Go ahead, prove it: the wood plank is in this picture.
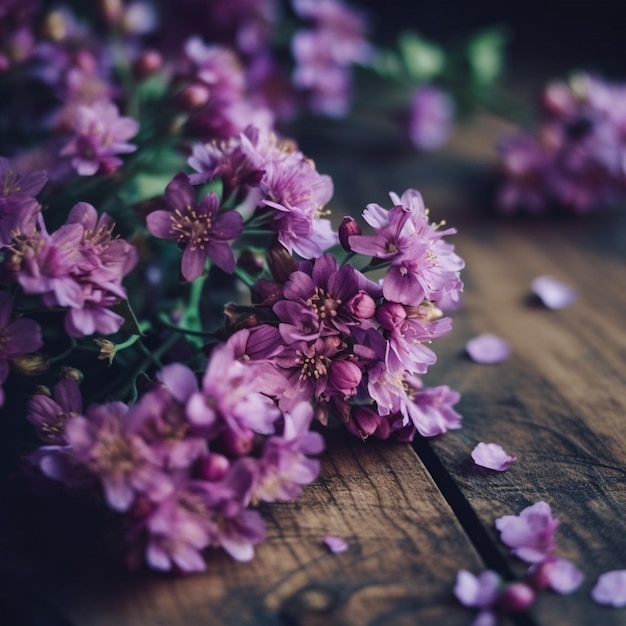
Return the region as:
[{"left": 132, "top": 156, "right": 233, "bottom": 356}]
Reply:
[
  {"left": 423, "top": 212, "right": 626, "bottom": 625},
  {"left": 1, "top": 432, "right": 485, "bottom": 626}
]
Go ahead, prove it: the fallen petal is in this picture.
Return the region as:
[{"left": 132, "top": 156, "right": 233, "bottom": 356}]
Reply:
[
  {"left": 323, "top": 535, "right": 348, "bottom": 554},
  {"left": 545, "top": 558, "right": 585, "bottom": 594},
  {"left": 466, "top": 334, "right": 510, "bottom": 364},
  {"left": 471, "top": 442, "right": 517, "bottom": 471},
  {"left": 591, "top": 570, "right": 626, "bottom": 607},
  {"left": 531, "top": 276, "right": 577, "bottom": 310}
]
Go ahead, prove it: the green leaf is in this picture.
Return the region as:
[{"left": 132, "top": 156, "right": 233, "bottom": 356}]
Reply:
[
  {"left": 466, "top": 27, "right": 509, "bottom": 85},
  {"left": 398, "top": 31, "right": 445, "bottom": 82}
]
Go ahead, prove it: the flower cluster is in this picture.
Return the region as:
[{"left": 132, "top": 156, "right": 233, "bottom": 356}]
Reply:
[
  {"left": 0, "top": 0, "right": 473, "bottom": 576},
  {"left": 496, "top": 72, "right": 626, "bottom": 214},
  {"left": 455, "top": 502, "right": 584, "bottom": 625}
]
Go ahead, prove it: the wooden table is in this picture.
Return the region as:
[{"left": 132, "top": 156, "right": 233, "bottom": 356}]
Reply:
[{"left": 1, "top": 113, "right": 625, "bottom": 626}]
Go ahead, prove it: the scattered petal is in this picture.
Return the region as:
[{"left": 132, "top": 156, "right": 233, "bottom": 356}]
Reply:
[
  {"left": 471, "top": 442, "right": 517, "bottom": 471},
  {"left": 591, "top": 570, "right": 626, "bottom": 607},
  {"left": 545, "top": 558, "right": 585, "bottom": 594},
  {"left": 323, "top": 535, "right": 349, "bottom": 554},
  {"left": 454, "top": 569, "right": 501, "bottom": 608},
  {"left": 465, "top": 333, "right": 510, "bottom": 364},
  {"left": 531, "top": 275, "right": 577, "bottom": 310}
]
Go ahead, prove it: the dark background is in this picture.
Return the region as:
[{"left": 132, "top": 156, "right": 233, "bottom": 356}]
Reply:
[{"left": 359, "top": 1, "right": 625, "bottom": 81}]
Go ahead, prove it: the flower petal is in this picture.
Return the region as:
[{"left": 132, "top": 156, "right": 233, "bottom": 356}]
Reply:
[
  {"left": 323, "top": 535, "right": 348, "bottom": 554},
  {"left": 471, "top": 442, "right": 517, "bottom": 471},
  {"left": 591, "top": 570, "right": 626, "bottom": 607},
  {"left": 531, "top": 275, "right": 577, "bottom": 310},
  {"left": 466, "top": 333, "right": 510, "bottom": 364}
]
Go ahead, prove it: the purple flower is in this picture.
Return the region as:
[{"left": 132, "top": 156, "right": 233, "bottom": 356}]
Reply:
[
  {"left": 64, "top": 401, "right": 173, "bottom": 512},
  {"left": 0, "top": 290, "right": 43, "bottom": 406},
  {"left": 186, "top": 341, "right": 281, "bottom": 437},
  {"left": 26, "top": 377, "right": 82, "bottom": 444},
  {"left": 531, "top": 275, "right": 577, "bottom": 310},
  {"left": 465, "top": 333, "right": 510, "bottom": 364},
  {"left": 0, "top": 156, "right": 47, "bottom": 246},
  {"left": 60, "top": 101, "right": 139, "bottom": 176},
  {"left": 496, "top": 72, "right": 626, "bottom": 214},
  {"left": 495, "top": 501, "right": 560, "bottom": 564},
  {"left": 291, "top": 0, "right": 373, "bottom": 117},
  {"left": 407, "top": 85, "right": 455, "bottom": 151},
  {"left": 471, "top": 442, "right": 517, "bottom": 471},
  {"left": 591, "top": 570, "right": 626, "bottom": 607},
  {"left": 376, "top": 300, "right": 450, "bottom": 373},
  {"left": 454, "top": 569, "right": 501, "bottom": 609},
  {"left": 146, "top": 172, "right": 243, "bottom": 281},
  {"left": 254, "top": 402, "right": 324, "bottom": 502},
  {"left": 348, "top": 189, "right": 464, "bottom": 307},
  {"left": 528, "top": 557, "right": 584, "bottom": 595}
]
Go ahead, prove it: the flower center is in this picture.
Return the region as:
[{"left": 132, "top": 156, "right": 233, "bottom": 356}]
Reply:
[
  {"left": 170, "top": 207, "right": 213, "bottom": 251},
  {"left": 308, "top": 286, "right": 341, "bottom": 320}
]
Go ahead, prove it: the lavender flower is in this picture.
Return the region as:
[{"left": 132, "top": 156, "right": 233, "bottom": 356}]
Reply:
[
  {"left": 407, "top": 85, "right": 455, "bottom": 151},
  {"left": 348, "top": 189, "right": 464, "bottom": 307},
  {"left": 26, "top": 377, "right": 83, "bottom": 444},
  {"left": 0, "top": 290, "right": 44, "bottom": 406},
  {"left": 146, "top": 172, "right": 243, "bottom": 281},
  {"left": 60, "top": 100, "right": 139, "bottom": 176},
  {"left": 495, "top": 501, "right": 560, "bottom": 564},
  {"left": 291, "top": 0, "right": 373, "bottom": 117},
  {"left": 0, "top": 156, "right": 47, "bottom": 246},
  {"left": 64, "top": 401, "right": 173, "bottom": 511},
  {"left": 186, "top": 341, "right": 281, "bottom": 438},
  {"left": 254, "top": 402, "right": 324, "bottom": 502}
]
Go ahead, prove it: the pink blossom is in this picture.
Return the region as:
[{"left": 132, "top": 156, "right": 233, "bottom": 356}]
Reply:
[
  {"left": 495, "top": 501, "right": 560, "bottom": 563},
  {"left": 60, "top": 101, "right": 138, "bottom": 176},
  {"left": 146, "top": 172, "right": 243, "bottom": 281},
  {"left": 454, "top": 569, "right": 501, "bottom": 609},
  {"left": 591, "top": 570, "right": 626, "bottom": 607},
  {"left": 323, "top": 535, "right": 348, "bottom": 554},
  {"left": 471, "top": 442, "right": 517, "bottom": 471},
  {"left": 531, "top": 275, "right": 577, "bottom": 310},
  {"left": 0, "top": 290, "right": 44, "bottom": 406},
  {"left": 407, "top": 85, "right": 455, "bottom": 151},
  {"left": 528, "top": 557, "right": 584, "bottom": 594},
  {"left": 465, "top": 333, "right": 510, "bottom": 364},
  {"left": 64, "top": 401, "right": 173, "bottom": 511}
]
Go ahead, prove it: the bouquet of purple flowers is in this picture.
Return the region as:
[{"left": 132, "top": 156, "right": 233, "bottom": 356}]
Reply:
[{"left": 0, "top": 0, "right": 469, "bottom": 573}]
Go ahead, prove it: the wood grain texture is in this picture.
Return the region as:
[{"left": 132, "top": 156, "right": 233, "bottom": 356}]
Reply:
[
  {"left": 424, "top": 212, "right": 626, "bottom": 625},
  {"left": 5, "top": 433, "right": 484, "bottom": 626}
]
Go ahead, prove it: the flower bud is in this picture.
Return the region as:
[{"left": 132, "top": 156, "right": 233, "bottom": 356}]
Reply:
[
  {"left": 237, "top": 249, "right": 265, "bottom": 277},
  {"left": 345, "top": 406, "right": 382, "bottom": 440},
  {"left": 376, "top": 301, "right": 406, "bottom": 330},
  {"left": 132, "top": 49, "right": 163, "bottom": 79},
  {"left": 11, "top": 353, "right": 49, "bottom": 376},
  {"left": 346, "top": 290, "right": 376, "bottom": 319},
  {"left": 338, "top": 216, "right": 361, "bottom": 252},
  {"left": 267, "top": 239, "right": 297, "bottom": 283},
  {"left": 500, "top": 582, "right": 536, "bottom": 612},
  {"left": 221, "top": 427, "right": 255, "bottom": 456},
  {"left": 60, "top": 366, "right": 84, "bottom": 384},
  {"left": 329, "top": 360, "right": 361, "bottom": 398},
  {"left": 198, "top": 453, "right": 230, "bottom": 482},
  {"left": 178, "top": 83, "right": 210, "bottom": 111},
  {"left": 33, "top": 385, "right": 52, "bottom": 398}
]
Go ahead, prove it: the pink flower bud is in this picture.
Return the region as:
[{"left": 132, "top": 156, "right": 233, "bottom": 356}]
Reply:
[
  {"left": 338, "top": 216, "right": 361, "bottom": 252},
  {"left": 501, "top": 582, "right": 536, "bottom": 612},
  {"left": 347, "top": 290, "right": 376, "bottom": 319},
  {"left": 178, "top": 83, "right": 210, "bottom": 111},
  {"left": 376, "top": 301, "right": 406, "bottom": 330},
  {"left": 221, "top": 427, "right": 255, "bottom": 456},
  {"left": 132, "top": 50, "right": 163, "bottom": 79},
  {"left": 198, "top": 453, "right": 231, "bottom": 481},
  {"left": 329, "top": 360, "right": 361, "bottom": 398}
]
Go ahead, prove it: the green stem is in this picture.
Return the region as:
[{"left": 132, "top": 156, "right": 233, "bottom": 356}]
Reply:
[{"left": 156, "top": 314, "right": 217, "bottom": 338}]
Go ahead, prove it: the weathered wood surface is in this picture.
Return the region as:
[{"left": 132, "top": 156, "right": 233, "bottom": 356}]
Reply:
[{"left": 2, "top": 113, "right": 626, "bottom": 626}]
